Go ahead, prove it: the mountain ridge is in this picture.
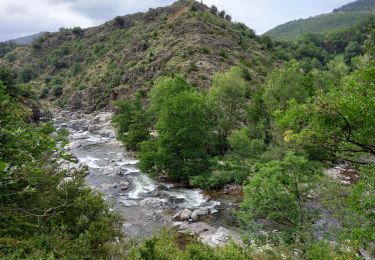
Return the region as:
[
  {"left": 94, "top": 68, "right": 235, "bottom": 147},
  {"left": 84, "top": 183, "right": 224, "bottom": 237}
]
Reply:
[
  {"left": 264, "top": 0, "right": 375, "bottom": 41},
  {"left": 1, "top": 0, "right": 277, "bottom": 111}
]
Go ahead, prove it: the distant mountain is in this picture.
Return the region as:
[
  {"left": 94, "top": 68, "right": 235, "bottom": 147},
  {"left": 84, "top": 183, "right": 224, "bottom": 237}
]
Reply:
[
  {"left": 264, "top": 0, "right": 375, "bottom": 41},
  {"left": 11, "top": 32, "right": 47, "bottom": 45}
]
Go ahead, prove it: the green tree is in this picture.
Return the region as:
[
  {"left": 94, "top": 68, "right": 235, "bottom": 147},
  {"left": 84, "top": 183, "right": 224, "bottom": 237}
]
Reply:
[
  {"left": 277, "top": 65, "right": 375, "bottom": 163},
  {"left": 140, "top": 76, "right": 209, "bottom": 181},
  {"left": 0, "top": 75, "right": 120, "bottom": 258},
  {"left": 113, "top": 92, "right": 150, "bottom": 150},
  {"left": 262, "top": 60, "right": 312, "bottom": 113},
  {"left": 239, "top": 153, "right": 321, "bottom": 244},
  {"left": 206, "top": 67, "right": 248, "bottom": 155}
]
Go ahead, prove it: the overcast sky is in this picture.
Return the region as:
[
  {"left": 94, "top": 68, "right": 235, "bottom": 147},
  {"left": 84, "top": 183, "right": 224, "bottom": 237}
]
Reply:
[{"left": 0, "top": 0, "right": 354, "bottom": 41}]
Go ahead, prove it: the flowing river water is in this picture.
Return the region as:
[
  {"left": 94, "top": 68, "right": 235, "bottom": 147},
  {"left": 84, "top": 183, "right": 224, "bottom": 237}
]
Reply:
[{"left": 54, "top": 110, "right": 242, "bottom": 245}]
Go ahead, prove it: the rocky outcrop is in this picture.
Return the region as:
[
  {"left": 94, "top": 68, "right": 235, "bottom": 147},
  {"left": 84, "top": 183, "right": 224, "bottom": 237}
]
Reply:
[
  {"left": 140, "top": 198, "right": 167, "bottom": 209},
  {"left": 174, "top": 222, "right": 242, "bottom": 247}
]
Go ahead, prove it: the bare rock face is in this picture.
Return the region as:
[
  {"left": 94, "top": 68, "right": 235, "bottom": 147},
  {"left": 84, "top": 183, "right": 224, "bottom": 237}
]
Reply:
[
  {"left": 200, "top": 227, "right": 242, "bottom": 247},
  {"left": 174, "top": 222, "right": 242, "bottom": 247}
]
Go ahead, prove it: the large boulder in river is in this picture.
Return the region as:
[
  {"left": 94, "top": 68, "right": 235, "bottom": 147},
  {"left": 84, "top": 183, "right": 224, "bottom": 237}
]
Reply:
[
  {"left": 193, "top": 208, "right": 209, "bottom": 217},
  {"left": 191, "top": 212, "right": 199, "bottom": 222},
  {"left": 180, "top": 209, "right": 192, "bottom": 221},
  {"left": 201, "top": 227, "right": 241, "bottom": 247},
  {"left": 139, "top": 198, "right": 166, "bottom": 208}
]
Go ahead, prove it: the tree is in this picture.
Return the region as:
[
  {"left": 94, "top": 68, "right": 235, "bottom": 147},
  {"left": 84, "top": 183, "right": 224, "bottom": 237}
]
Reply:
[
  {"left": 225, "top": 14, "right": 232, "bottom": 22},
  {"left": 140, "top": 76, "right": 209, "bottom": 181},
  {"left": 278, "top": 65, "right": 375, "bottom": 163},
  {"left": 229, "top": 127, "right": 265, "bottom": 158},
  {"left": 72, "top": 26, "right": 84, "bottom": 36},
  {"left": 262, "top": 60, "right": 312, "bottom": 113},
  {"left": 210, "top": 5, "right": 218, "bottom": 15},
  {"left": 238, "top": 153, "right": 321, "bottom": 244},
  {"left": 0, "top": 73, "right": 120, "bottom": 258},
  {"left": 112, "top": 92, "right": 150, "bottom": 150},
  {"left": 206, "top": 67, "right": 248, "bottom": 155},
  {"left": 219, "top": 10, "right": 226, "bottom": 18}
]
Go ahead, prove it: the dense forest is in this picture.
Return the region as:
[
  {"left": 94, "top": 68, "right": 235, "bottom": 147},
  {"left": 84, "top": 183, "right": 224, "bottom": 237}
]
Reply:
[
  {"left": 0, "top": 0, "right": 374, "bottom": 259},
  {"left": 265, "top": 0, "right": 375, "bottom": 41}
]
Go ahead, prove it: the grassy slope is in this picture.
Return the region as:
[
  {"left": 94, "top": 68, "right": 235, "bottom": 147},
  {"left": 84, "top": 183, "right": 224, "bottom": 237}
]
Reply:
[
  {"left": 1, "top": 0, "right": 277, "bottom": 111},
  {"left": 264, "top": 0, "right": 375, "bottom": 41}
]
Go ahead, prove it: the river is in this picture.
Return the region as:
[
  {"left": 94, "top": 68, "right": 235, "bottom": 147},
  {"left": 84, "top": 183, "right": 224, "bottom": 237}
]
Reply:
[{"left": 54, "top": 110, "right": 242, "bottom": 246}]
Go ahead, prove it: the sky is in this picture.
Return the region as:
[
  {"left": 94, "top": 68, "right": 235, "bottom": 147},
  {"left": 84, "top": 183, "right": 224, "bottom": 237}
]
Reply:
[{"left": 0, "top": 0, "right": 354, "bottom": 41}]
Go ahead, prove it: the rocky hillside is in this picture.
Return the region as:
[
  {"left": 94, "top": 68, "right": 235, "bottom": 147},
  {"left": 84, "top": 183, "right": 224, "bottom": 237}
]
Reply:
[
  {"left": 1, "top": 0, "right": 277, "bottom": 111},
  {"left": 265, "top": 0, "right": 375, "bottom": 41}
]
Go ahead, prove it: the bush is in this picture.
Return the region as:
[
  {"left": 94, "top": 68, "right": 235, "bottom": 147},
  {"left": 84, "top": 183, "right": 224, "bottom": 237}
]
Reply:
[
  {"left": 114, "top": 16, "right": 125, "bottom": 27},
  {"left": 72, "top": 26, "right": 84, "bottom": 36},
  {"left": 239, "top": 153, "right": 322, "bottom": 245},
  {"left": 210, "top": 5, "right": 218, "bottom": 15},
  {"left": 52, "top": 84, "right": 63, "bottom": 97}
]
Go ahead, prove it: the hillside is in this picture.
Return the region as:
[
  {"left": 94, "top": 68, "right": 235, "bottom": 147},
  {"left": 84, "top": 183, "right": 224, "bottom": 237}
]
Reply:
[
  {"left": 264, "top": 0, "right": 375, "bottom": 41},
  {"left": 0, "top": 0, "right": 277, "bottom": 111},
  {"left": 10, "top": 32, "right": 47, "bottom": 45}
]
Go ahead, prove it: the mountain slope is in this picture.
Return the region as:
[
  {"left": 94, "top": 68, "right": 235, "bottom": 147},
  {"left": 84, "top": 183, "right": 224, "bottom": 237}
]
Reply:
[
  {"left": 264, "top": 0, "right": 375, "bottom": 41},
  {"left": 0, "top": 0, "right": 277, "bottom": 111},
  {"left": 10, "top": 32, "right": 47, "bottom": 45}
]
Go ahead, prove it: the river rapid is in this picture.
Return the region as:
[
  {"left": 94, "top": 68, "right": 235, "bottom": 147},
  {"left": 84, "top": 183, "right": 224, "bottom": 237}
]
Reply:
[{"left": 54, "top": 110, "right": 242, "bottom": 246}]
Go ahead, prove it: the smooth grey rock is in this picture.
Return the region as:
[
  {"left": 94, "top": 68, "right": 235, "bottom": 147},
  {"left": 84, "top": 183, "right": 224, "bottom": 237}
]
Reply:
[
  {"left": 193, "top": 208, "right": 209, "bottom": 217},
  {"left": 191, "top": 212, "right": 199, "bottom": 222},
  {"left": 180, "top": 209, "right": 192, "bottom": 221},
  {"left": 119, "top": 181, "right": 130, "bottom": 191}
]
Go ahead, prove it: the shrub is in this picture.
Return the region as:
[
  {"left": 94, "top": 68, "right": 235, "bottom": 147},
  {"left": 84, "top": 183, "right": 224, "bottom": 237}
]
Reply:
[
  {"left": 72, "top": 26, "right": 84, "bottom": 36},
  {"left": 210, "top": 5, "right": 218, "bottom": 15}
]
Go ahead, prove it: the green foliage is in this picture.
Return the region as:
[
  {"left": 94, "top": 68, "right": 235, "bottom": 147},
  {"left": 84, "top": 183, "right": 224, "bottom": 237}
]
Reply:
[
  {"left": 210, "top": 5, "right": 218, "bottom": 15},
  {"left": 72, "top": 26, "right": 84, "bottom": 36},
  {"left": 140, "top": 76, "right": 209, "bottom": 181},
  {"left": 277, "top": 64, "right": 375, "bottom": 162},
  {"left": 229, "top": 127, "right": 265, "bottom": 158},
  {"left": 262, "top": 60, "right": 312, "bottom": 113},
  {"left": 206, "top": 67, "right": 248, "bottom": 155},
  {"left": 0, "top": 72, "right": 120, "bottom": 258},
  {"left": 239, "top": 153, "right": 322, "bottom": 245},
  {"left": 265, "top": 0, "right": 375, "bottom": 41},
  {"left": 125, "top": 228, "right": 283, "bottom": 260},
  {"left": 112, "top": 93, "right": 150, "bottom": 150}
]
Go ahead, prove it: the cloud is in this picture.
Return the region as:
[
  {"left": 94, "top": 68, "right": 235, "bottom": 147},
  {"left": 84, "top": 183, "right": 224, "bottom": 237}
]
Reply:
[{"left": 0, "top": 0, "right": 354, "bottom": 41}]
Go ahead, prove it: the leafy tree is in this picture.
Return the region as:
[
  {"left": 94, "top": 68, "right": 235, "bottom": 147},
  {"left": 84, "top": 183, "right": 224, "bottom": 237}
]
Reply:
[
  {"left": 239, "top": 153, "right": 321, "bottom": 244},
  {"left": 229, "top": 127, "right": 265, "bottom": 158},
  {"left": 72, "top": 26, "right": 84, "bottom": 36},
  {"left": 219, "top": 10, "right": 226, "bottom": 18},
  {"left": 262, "top": 60, "right": 312, "bottom": 113},
  {"left": 112, "top": 92, "right": 150, "bottom": 150},
  {"left": 225, "top": 14, "right": 232, "bottom": 21},
  {"left": 140, "top": 76, "right": 209, "bottom": 181},
  {"left": 210, "top": 5, "right": 218, "bottom": 15},
  {"left": 0, "top": 73, "right": 120, "bottom": 258},
  {"left": 277, "top": 65, "right": 375, "bottom": 163},
  {"left": 206, "top": 67, "right": 248, "bottom": 155}
]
